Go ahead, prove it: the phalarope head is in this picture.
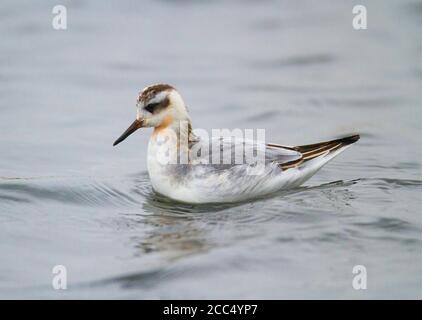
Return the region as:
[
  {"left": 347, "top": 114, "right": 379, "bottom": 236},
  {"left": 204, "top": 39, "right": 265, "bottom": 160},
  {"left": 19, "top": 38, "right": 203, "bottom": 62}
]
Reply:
[{"left": 113, "top": 84, "right": 190, "bottom": 146}]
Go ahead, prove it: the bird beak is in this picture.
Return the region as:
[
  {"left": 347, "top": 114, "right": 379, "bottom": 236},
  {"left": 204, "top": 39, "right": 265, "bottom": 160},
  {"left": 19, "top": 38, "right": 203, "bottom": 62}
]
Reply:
[{"left": 113, "top": 119, "right": 143, "bottom": 146}]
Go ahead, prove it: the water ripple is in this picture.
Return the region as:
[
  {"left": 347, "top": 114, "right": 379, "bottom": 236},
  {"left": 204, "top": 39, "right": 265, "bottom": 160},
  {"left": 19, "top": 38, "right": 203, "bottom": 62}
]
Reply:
[
  {"left": 0, "top": 173, "right": 151, "bottom": 208},
  {"left": 250, "top": 53, "right": 335, "bottom": 69}
]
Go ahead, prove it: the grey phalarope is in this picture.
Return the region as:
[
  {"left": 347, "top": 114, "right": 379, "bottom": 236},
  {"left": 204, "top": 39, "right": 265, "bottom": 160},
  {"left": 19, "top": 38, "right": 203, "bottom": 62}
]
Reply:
[{"left": 113, "top": 84, "right": 359, "bottom": 203}]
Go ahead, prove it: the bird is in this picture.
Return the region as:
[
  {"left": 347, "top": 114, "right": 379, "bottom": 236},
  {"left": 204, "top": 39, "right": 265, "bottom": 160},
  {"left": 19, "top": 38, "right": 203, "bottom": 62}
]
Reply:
[{"left": 113, "top": 84, "right": 359, "bottom": 204}]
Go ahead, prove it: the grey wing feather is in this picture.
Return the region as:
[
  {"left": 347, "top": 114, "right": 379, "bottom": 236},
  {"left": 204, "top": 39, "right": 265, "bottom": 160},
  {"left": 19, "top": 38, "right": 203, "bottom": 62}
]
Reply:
[{"left": 189, "top": 136, "right": 302, "bottom": 168}]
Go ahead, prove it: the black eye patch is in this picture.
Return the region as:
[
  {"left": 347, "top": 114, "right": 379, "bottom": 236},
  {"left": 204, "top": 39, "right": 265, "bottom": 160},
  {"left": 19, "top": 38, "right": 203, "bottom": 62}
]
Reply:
[
  {"left": 144, "top": 97, "right": 169, "bottom": 114},
  {"left": 144, "top": 102, "right": 159, "bottom": 113}
]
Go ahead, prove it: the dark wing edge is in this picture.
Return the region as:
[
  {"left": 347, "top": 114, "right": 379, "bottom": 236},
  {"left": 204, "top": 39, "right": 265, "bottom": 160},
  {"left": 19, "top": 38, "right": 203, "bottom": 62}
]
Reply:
[{"left": 267, "top": 134, "right": 360, "bottom": 170}]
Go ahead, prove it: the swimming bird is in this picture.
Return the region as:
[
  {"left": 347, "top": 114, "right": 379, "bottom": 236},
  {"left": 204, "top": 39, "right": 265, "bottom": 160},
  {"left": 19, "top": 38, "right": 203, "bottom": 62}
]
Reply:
[{"left": 113, "top": 84, "right": 359, "bottom": 203}]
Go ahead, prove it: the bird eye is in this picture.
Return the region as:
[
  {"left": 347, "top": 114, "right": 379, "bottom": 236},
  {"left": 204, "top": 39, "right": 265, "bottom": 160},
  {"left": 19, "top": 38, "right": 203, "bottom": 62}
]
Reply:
[{"left": 144, "top": 102, "right": 159, "bottom": 113}]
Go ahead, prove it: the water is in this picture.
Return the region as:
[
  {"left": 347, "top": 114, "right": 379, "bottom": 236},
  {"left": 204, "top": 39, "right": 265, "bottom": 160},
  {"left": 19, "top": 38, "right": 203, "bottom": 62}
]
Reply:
[{"left": 1, "top": 0, "right": 422, "bottom": 298}]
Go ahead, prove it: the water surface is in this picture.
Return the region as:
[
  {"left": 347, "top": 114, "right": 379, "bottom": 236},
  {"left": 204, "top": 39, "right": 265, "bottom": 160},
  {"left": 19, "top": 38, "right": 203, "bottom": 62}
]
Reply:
[{"left": 1, "top": 0, "right": 422, "bottom": 298}]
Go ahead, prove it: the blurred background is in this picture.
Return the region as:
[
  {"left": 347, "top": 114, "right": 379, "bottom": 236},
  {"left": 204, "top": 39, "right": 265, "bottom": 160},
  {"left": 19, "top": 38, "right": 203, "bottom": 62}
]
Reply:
[{"left": 0, "top": 0, "right": 421, "bottom": 298}]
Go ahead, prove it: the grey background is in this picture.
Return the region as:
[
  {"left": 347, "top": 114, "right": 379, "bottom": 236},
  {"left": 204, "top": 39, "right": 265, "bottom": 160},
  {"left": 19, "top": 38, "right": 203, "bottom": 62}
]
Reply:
[{"left": 0, "top": 0, "right": 421, "bottom": 298}]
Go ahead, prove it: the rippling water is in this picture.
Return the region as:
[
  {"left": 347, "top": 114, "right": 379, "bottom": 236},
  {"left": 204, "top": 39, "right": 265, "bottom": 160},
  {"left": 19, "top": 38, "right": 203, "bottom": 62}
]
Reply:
[{"left": 1, "top": 0, "right": 422, "bottom": 298}]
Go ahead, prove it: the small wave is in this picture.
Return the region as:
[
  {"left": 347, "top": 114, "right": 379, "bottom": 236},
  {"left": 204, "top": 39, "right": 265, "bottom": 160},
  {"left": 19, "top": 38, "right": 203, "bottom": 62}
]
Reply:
[
  {"left": 94, "top": 268, "right": 168, "bottom": 290},
  {"left": 358, "top": 177, "right": 422, "bottom": 188},
  {"left": 0, "top": 173, "right": 151, "bottom": 208},
  {"left": 249, "top": 53, "right": 335, "bottom": 69},
  {"left": 353, "top": 217, "right": 415, "bottom": 232},
  {"left": 323, "top": 95, "right": 405, "bottom": 108}
]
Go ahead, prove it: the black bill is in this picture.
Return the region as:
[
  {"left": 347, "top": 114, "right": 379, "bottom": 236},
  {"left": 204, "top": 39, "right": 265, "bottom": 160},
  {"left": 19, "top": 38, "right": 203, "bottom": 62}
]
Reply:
[{"left": 113, "top": 119, "right": 143, "bottom": 146}]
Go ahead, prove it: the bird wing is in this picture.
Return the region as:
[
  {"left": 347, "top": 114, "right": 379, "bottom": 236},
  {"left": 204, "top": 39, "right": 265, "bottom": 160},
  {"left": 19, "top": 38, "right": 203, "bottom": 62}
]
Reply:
[
  {"left": 188, "top": 136, "right": 302, "bottom": 168},
  {"left": 188, "top": 134, "right": 360, "bottom": 170}
]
